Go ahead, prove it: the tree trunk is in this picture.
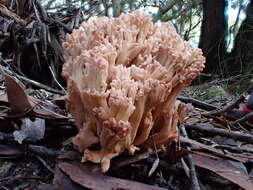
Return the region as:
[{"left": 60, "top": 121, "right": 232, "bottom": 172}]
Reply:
[
  {"left": 199, "top": 0, "right": 228, "bottom": 77},
  {"left": 229, "top": 0, "right": 253, "bottom": 75},
  {"left": 112, "top": 0, "right": 121, "bottom": 17}
]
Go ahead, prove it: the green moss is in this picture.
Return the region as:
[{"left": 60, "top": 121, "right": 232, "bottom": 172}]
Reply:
[{"left": 195, "top": 85, "right": 228, "bottom": 101}]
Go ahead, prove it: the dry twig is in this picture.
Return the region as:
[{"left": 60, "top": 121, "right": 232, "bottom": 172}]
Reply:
[
  {"left": 180, "top": 136, "right": 245, "bottom": 162},
  {"left": 185, "top": 123, "right": 253, "bottom": 144},
  {"left": 0, "top": 4, "right": 26, "bottom": 25},
  {"left": 232, "top": 112, "right": 253, "bottom": 124},
  {"left": 178, "top": 96, "right": 217, "bottom": 111},
  {"left": 28, "top": 145, "right": 60, "bottom": 158},
  {"left": 35, "top": 155, "right": 55, "bottom": 173},
  {"left": 0, "top": 64, "right": 64, "bottom": 95},
  {"left": 215, "top": 145, "right": 253, "bottom": 154},
  {"left": 181, "top": 125, "right": 201, "bottom": 190},
  {"left": 207, "top": 95, "right": 245, "bottom": 116}
]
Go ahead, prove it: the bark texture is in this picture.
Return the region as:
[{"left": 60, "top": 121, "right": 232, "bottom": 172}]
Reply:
[
  {"left": 199, "top": 0, "right": 228, "bottom": 77},
  {"left": 229, "top": 0, "right": 253, "bottom": 75}
]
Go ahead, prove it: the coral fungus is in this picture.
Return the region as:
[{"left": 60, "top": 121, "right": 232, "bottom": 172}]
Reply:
[{"left": 62, "top": 11, "right": 205, "bottom": 172}]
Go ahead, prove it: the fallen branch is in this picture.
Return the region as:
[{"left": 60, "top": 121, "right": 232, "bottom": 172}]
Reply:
[
  {"left": 207, "top": 95, "right": 245, "bottom": 116},
  {"left": 180, "top": 136, "right": 245, "bottom": 162},
  {"left": 28, "top": 145, "right": 60, "bottom": 158},
  {"left": 232, "top": 111, "right": 253, "bottom": 124},
  {"left": 0, "top": 133, "right": 61, "bottom": 158},
  {"left": 0, "top": 4, "right": 26, "bottom": 25},
  {"left": 215, "top": 145, "right": 253, "bottom": 154},
  {"left": 177, "top": 96, "right": 217, "bottom": 111},
  {"left": 185, "top": 124, "right": 253, "bottom": 144}
]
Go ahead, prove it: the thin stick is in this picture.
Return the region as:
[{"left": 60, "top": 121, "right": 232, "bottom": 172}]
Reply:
[
  {"left": 35, "top": 155, "right": 54, "bottom": 173},
  {"left": 215, "top": 145, "right": 253, "bottom": 154},
  {"left": 1, "top": 65, "right": 64, "bottom": 95},
  {"left": 180, "top": 136, "right": 245, "bottom": 163},
  {"left": 185, "top": 124, "right": 253, "bottom": 144},
  {"left": 0, "top": 4, "right": 26, "bottom": 25},
  {"left": 181, "top": 125, "right": 201, "bottom": 190},
  {"left": 178, "top": 96, "right": 217, "bottom": 111},
  {"left": 207, "top": 95, "right": 245, "bottom": 116},
  {"left": 49, "top": 65, "right": 67, "bottom": 94},
  {"left": 232, "top": 111, "right": 253, "bottom": 124},
  {"left": 29, "top": 145, "right": 60, "bottom": 158}
]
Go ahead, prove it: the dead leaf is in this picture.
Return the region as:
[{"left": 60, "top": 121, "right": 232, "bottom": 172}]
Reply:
[
  {"left": 37, "top": 184, "right": 54, "bottom": 190},
  {"left": 58, "top": 161, "right": 166, "bottom": 190},
  {"left": 192, "top": 153, "right": 253, "bottom": 190},
  {"left": 53, "top": 165, "right": 84, "bottom": 190},
  {"left": 3, "top": 73, "right": 32, "bottom": 114}
]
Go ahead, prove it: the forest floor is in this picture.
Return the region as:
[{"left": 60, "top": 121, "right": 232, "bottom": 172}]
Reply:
[
  {"left": 0, "top": 77, "right": 253, "bottom": 190},
  {"left": 0, "top": 2, "right": 253, "bottom": 190}
]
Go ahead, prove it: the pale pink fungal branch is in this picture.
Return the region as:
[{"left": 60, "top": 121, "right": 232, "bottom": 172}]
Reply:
[{"left": 62, "top": 11, "right": 205, "bottom": 172}]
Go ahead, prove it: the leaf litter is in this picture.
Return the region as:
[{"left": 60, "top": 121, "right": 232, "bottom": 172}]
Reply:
[{"left": 0, "top": 2, "right": 253, "bottom": 190}]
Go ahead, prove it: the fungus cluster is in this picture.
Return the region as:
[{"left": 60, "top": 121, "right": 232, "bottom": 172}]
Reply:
[{"left": 62, "top": 12, "right": 205, "bottom": 172}]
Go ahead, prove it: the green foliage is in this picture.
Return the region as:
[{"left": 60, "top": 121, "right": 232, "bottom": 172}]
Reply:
[
  {"left": 195, "top": 85, "right": 228, "bottom": 101},
  {"left": 160, "top": 0, "right": 202, "bottom": 40},
  {"left": 42, "top": 0, "right": 204, "bottom": 43}
]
